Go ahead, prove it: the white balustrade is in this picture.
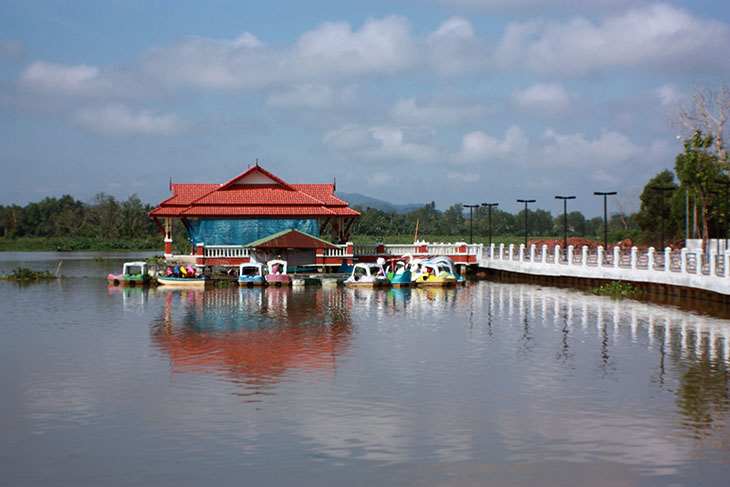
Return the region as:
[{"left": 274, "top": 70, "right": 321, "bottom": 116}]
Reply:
[
  {"left": 203, "top": 245, "right": 250, "bottom": 258},
  {"left": 478, "top": 243, "right": 730, "bottom": 296}
]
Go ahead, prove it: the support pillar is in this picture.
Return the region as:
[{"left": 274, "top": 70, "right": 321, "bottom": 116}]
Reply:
[{"left": 164, "top": 218, "right": 173, "bottom": 258}]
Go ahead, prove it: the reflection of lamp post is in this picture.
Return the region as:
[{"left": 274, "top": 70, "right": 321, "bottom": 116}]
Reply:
[
  {"left": 482, "top": 203, "right": 499, "bottom": 247},
  {"left": 555, "top": 195, "right": 576, "bottom": 252},
  {"left": 650, "top": 186, "right": 674, "bottom": 250},
  {"left": 517, "top": 199, "right": 536, "bottom": 247},
  {"left": 464, "top": 204, "right": 479, "bottom": 244},
  {"left": 593, "top": 191, "right": 617, "bottom": 249}
]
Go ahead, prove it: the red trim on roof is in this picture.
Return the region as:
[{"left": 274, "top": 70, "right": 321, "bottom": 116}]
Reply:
[
  {"left": 218, "top": 165, "right": 295, "bottom": 191},
  {"left": 148, "top": 165, "right": 361, "bottom": 220}
]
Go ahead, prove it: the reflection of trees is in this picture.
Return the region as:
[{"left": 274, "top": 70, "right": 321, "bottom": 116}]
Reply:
[
  {"left": 150, "top": 287, "right": 353, "bottom": 397},
  {"left": 674, "top": 332, "right": 729, "bottom": 437}
]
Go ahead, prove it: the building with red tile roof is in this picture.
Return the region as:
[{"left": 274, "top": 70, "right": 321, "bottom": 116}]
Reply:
[{"left": 149, "top": 163, "right": 360, "bottom": 267}]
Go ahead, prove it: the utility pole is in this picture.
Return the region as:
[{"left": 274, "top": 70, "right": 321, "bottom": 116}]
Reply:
[
  {"left": 593, "top": 192, "right": 617, "bottom": 249},
  {"left": 555, "top": 195, "right": 576, "bottom": 259},
  {"left": 516, "top": 199, "right": 536, "bottom": 247},
  {"left": 464, "top": 204, "right": 479, "bottom": 244},
  {"left": 481, "top": 203, "right": 499, "bottom": 247},
  {"left": 650, "top": 186, "right": 675, "bottom": 250}
]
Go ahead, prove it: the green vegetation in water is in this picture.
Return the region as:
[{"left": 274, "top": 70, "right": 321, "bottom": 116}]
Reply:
[
  {"left": 593, "top": 281, "right": 644, "bottom": 299},
  {"left": 145, "top": 255, "right": 166, "bottom": 268},
  {"left": 1, "top": 267, "right": 58, "bottom": 281},
  {"left": 214, "top": 280, "right": 237, "bottom": 287}
]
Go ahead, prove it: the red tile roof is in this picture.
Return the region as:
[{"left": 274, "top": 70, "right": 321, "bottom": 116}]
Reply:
[{"left": 149, "top": 165, "right": 361, "bottom": 220}]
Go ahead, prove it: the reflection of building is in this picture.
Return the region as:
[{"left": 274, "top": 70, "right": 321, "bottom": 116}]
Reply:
[
  {"left": 149, "top": 163, "right": 360, "bottom": 267},
  {"left": 151, "top": 288, "right": 353, "bottom": 393}
]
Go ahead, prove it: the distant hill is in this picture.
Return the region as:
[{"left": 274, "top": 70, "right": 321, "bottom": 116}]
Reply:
[{"left": 336, "top": 192, "right": 424, "bottom": 214}]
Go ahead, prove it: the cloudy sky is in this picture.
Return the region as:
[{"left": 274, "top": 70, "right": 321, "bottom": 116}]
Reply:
[{"left": 1, "top": 0, "right": 729, "bottom": 216}]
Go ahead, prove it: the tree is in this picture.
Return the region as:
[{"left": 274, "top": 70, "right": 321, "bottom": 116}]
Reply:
[
  {"left": 553, "top": 210, "right": 586, "bottom": 236},
  {"left": 405, "top": 202, "right": 440, "bottom": 237},
  {"left": 670, "top": 79, "right": 730, "bottom": 164},
  {"left": 437, "top": 203, "right": 465, "bottom": 235},
  {"left": 675, "top": 132, "right": 725, "bottom": 243},
  {"left": 88, "top": 193, "right": 121, "bottom": 239},
  {"left": 636, "top": 170, "right": 680, "bottom": 245}
]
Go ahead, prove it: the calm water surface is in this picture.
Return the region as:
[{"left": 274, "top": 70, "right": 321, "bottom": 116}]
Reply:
[{"left": 1, "top": 253, "right": 729, "bottom": 486}]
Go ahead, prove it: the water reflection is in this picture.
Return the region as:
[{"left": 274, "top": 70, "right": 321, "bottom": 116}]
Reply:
[
  {"left": 467, "top": 282, "right": 730, "bottom": 448},
  {"left": 150, "top": 287, "right": 353, "bottom": 398},
  {"left": 139, "top": 282, "right": 730, "bottom": 474},
  {"left": 107, "top": 285, "right": 150, "bottom": 310}
]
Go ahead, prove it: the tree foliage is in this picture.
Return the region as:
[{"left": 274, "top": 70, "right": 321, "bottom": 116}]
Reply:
[
  {"left": 675, "top": 132, "right": 727, "bottom": 241},
  {"left": 635, "top": 170, "right": 680, "bottom": 245}
]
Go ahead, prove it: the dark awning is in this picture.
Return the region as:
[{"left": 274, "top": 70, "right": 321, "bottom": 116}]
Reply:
[{"left": 245, "top": 228, "right": 339, "bottom": 249}]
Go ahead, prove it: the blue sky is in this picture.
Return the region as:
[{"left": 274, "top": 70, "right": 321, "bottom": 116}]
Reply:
[{"left": 1, "top": 0, "right": 729, "bottom": 216}]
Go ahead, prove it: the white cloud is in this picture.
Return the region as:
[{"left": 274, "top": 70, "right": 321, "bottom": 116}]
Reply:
[
  {"left": 266, "top": 84, "right": 339, "bottom": 109},
  {"left": 435, "top": 0, "right": 633, "bottom": 10},
  {"left": 140, "top": 33, "right": 274, "bottom": 89},
  {"left": 141, "top": 16, "right": 418, "bottom": 90},
  {"left": 294, "top": 16, "right": 417, "bottom": 76},
  {"left": 392, "top": 93, "right": 488, "bottom": 126},
  {"left": 540, "top": 127, "right": 642, "bottom": 168},
  {"left": 369, "top": 126, "right": 439, "bottom": 162},
  {"left": 324, "top": 124, "right": 439, "bottom": 163},
  {"left": 72, "top": 104, "right": 186, "bottom": 136},
  {"left": 367, "top": 172, "right": 394, "bottom": 186},
  {"left": 426, "top": 17, "right": 488, "bottom": 76},
  {"left": 512, "top": 82, "right": 573, "bottom": 111},
  {"left": 452, "top": 125, "right": 528, "bottom": 163},
  {"left": 17, "top": 60, "right": 144, "bottom": 99},
  {"left": 653, "top": 83, "right": 683, "bottom": 108},
  {"left": 446, "top": 171, "right": 480, "bottom": 182},
  {"left": 495, "top": 3, "right": 730, "bottom": 76},
  {"left": 19, "top": 61, "right": 100, "bottom": 95}
]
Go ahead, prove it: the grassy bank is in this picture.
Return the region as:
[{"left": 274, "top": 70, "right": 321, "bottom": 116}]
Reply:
[
  {"left": 349, "top": 234, "right": 539, "bottom": 246},
  {"left": 0, "top": 236, "right": 161, "bottom": 252},
  {"left": 1, "top": 234, "right": 543, "bottom": 252}
]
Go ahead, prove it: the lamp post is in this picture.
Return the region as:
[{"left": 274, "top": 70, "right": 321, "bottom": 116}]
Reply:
[
  {"left": 482, "top": 203, "right": 499, "bottom": 247},
  {"left": 516, "top": 199, "right": 536, "bottom": 247},
  {"left": 714, "top": 180, "right": 730, "bottom": 246},
  {"left": 593, "top": 191, "right": 617, "bottom": 249},
  {"left": 650, "top": 186, "right": 674, "bottom": 250},
  {"left": 464, "top": 204, "right": 479, "bottom": 244},
  {"left": 555, "top": 195, "right": 576, "bottom": 257}
]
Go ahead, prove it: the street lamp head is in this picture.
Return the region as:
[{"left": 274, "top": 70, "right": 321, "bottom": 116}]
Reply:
[
  {"left": 593, "top": 191, "right": 617, "bottom": 196},
  {"left": 517, "top": 199, "right": 536, "bottom": 203},
  {"left": 554, "top": 195, "right": 576, "bottom": 200}
]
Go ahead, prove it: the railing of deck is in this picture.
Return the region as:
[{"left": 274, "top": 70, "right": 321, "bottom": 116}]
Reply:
[
  {"left": 480, "top": 243, "right": 730, "bottom": 296},
  {"left": 203, "top": 245, "right": 250, "bottom": 259},
  {"left": 322, "top": 242, "right": 478, "bottom": 259}
]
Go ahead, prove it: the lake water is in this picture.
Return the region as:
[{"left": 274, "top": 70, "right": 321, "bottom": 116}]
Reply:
[{"left": 1, "top": 253, "right": 729, "bottom": 486}]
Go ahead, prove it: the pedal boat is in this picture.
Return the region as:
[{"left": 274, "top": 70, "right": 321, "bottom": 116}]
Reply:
[
  {"left": 428, "top": 256, "right": 465, "bottom": 285},
  {"left": 107, "top": 261, "right": 152, "bottom": 287},
  {"left": 385, "top": 259, "right": 413, "bottom": 287},
  {"left": 238, "top": 262, "right": 266, "bottom": 287},
  {"left": 156, "top": 275, "right": 211, "bottom": 288},
  {"left": 411, "top": 260, "right": 457, "bottom": 287},
  {"left": 265, "top": 259, "right": 292, "bottom": 286},
  {"left": 344, "top": 262, "right": 391, "bottom": 288}
]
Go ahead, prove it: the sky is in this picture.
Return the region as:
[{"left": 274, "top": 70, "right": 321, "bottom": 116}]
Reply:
[{"left": 1, "top": 0, "right": 729, "bottom": 217}]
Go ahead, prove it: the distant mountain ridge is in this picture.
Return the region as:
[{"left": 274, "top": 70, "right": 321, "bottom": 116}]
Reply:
[{"left": 335, "top": 192, "right": 424, "bottom": 214}]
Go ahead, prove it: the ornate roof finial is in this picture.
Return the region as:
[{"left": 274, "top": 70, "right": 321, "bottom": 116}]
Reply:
[{"left": 255, "top": 158, "right": 259, "bottom": 167}]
